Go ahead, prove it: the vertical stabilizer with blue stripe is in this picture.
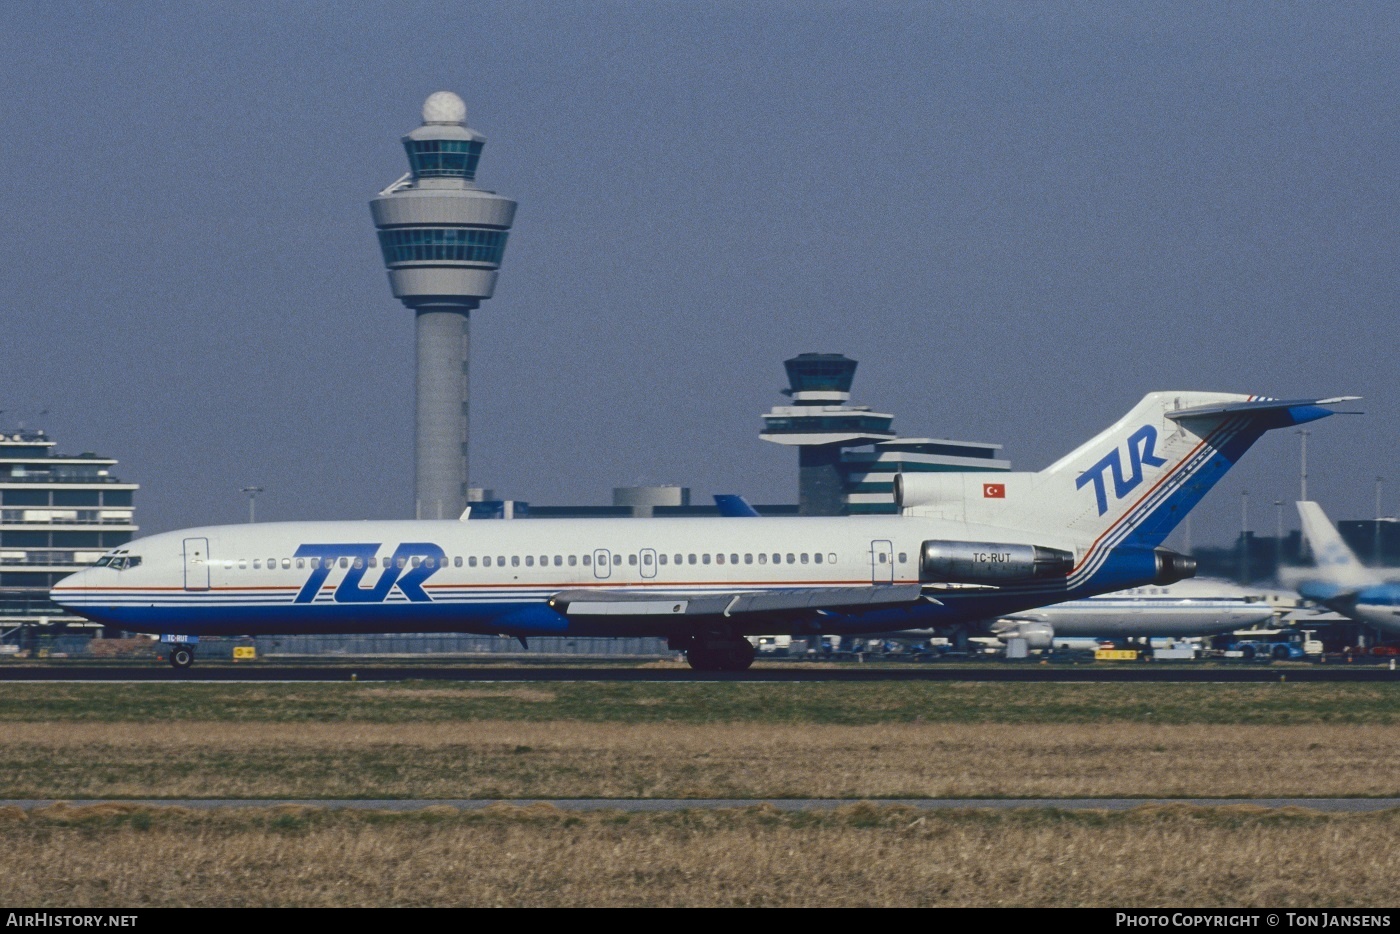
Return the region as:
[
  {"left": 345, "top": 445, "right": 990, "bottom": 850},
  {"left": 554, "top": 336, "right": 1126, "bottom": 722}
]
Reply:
[{"left": 898, "top": 393, "right": 1355, "bottom": 589}]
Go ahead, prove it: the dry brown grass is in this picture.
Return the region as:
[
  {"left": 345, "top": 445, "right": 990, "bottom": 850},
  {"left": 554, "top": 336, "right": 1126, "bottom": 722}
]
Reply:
[
  {"left": 0, "top": 803, "right": 1391, "bottom": 907},
  {"left": 2, "top": 721, "right": 1396, "bottom": 799}
]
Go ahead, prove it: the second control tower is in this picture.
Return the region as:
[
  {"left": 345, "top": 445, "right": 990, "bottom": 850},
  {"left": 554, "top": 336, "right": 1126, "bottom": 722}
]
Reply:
[{"left": 371, "top": 92, "right": 517, "bottom": 519}]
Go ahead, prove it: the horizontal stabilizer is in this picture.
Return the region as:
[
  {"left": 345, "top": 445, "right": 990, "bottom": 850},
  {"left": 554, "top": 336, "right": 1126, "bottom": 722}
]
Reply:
[
  {"left": 1167, "top": 396, "right": 1361, "bottom": 425},
  {"left": 551, "top": 585, "right": 925, "bottom": 617}
]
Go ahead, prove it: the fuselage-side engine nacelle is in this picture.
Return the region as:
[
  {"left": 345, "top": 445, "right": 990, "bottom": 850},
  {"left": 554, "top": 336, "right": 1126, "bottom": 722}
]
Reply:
[
  {"left": 918, "top": 540, "right": 1074, "bottom": 585},
  {"left": 992, "top": 620, "right": 1055, "bottom": 650}
]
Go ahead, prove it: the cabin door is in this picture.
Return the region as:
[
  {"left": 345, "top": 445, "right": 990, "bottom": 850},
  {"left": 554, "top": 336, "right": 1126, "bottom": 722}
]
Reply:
[
  {"left": 183, "top": 537, "right": 210, "bottom": 591},
  {"left": 870, "top": 540, "right": 894, "bottom": 585},
  {"left": 639, "top": 548, "right": 657, "bottom": 579},
  {"left": 592, "top": 548, "right": 611, "bottom": 580}
]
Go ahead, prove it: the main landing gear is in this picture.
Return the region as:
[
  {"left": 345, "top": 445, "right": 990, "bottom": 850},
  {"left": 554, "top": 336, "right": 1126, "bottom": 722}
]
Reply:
[
  {"left": 673, "top": 634, "right": 756, "bottom": 672},
  {"left": 168, "top": 646, "right": 194, "bottom": 669}
]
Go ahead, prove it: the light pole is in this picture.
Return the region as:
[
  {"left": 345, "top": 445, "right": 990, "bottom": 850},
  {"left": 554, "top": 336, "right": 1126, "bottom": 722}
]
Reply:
[
  {"left": 1274, "top": 499, "right": 1284, "bottom": 579},
  {"left": 1295, "top": 429, "right": 1311, "bottom": 501},
  {"left": 1295, "top": 429, "right": 1311, "bottom": 560},
  {"left": 1240, "top": 489, "right": 1250, "bottom": 584},
  {"left": 239, "top": 486, "right": 264, "bottom": 524},
  {"left": 1376, "top": 476, "right": 1385, "bottom": 565}
]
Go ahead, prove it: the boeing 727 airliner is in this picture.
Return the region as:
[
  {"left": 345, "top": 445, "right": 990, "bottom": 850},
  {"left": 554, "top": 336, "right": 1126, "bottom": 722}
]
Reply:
[{"left": 51, "top": 392, "right": 1353, "bottom": 669}]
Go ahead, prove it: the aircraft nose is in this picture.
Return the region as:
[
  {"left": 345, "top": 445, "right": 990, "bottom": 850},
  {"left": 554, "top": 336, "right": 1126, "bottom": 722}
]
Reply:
[{"left": 49, "top": 568, "right": 89, "bottom": 610}]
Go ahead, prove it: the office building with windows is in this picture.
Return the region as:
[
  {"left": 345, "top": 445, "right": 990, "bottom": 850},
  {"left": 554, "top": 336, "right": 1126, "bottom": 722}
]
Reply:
[
  {"left": 760, "top": 354, "right": 1009, "bottom": 515},
  {"left": 371, "top": 91, "right": 517, "bottom": 520},
  {"left": 0, "top": 430, "right": 138, "bottom": 627}
]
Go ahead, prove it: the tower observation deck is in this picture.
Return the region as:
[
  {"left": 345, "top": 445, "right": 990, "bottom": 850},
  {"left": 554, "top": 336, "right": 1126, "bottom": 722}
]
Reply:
[
  {"left": 760, "top": 354, "right": 896, "bottom": 515},
  {"left": 371, "top": 91, "right": 517, "bottom": 519},
  {"left": 760, "top": 353, "right": 1009, "bottom": 516}
]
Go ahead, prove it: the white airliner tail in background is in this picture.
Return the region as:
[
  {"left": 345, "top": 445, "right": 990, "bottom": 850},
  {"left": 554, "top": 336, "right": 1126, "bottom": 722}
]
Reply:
[
  {"left": 1291, "top": 501, "right": 1400, "bottom": 637},
  {"left": 1296, "top": 501, "right": 1381, "bottom": 590}
]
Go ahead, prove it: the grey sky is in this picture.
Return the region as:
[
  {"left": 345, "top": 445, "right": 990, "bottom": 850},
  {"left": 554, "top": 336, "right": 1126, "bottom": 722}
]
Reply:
[{"left": 1, "top": 1, "right": 1395, "bottom": 545}]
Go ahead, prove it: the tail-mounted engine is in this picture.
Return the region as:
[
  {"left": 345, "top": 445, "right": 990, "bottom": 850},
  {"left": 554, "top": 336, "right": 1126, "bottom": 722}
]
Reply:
[
  {"left": 1153, "top": 548, "right": 1197, "bottom": 585},
  {"left": 918, "top": 540, "right": 1074, "bottom": 585}
]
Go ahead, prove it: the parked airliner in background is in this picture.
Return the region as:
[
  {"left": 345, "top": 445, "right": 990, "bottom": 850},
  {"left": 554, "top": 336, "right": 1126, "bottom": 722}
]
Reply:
[
  {"left": 1292, "top": 501, "right": 1400, "bottom": 637},
  {"left": 51, "top": 392, "right": 1352, "bottom": 669},
  {"left": 985, "top": 578, "right": 1279, "bottom": 647}
]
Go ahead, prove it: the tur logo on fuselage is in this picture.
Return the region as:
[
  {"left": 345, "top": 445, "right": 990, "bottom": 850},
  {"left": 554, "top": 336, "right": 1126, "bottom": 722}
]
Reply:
[
  {"left": 292, "top": 543, "right": 445, "bottom": 604},
  {"left": 1075, "top": 425, "right": 1168, "bottom": 516}
]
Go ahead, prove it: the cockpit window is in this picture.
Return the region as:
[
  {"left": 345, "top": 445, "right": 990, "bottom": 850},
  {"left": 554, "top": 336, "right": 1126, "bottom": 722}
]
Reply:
[{"left": 93, "top": 555, "right": 114, "bottom": 568}]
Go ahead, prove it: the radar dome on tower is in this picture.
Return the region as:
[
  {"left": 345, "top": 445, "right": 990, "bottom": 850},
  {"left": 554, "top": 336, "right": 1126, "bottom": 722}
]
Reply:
[{"left": 422, "top": 91, "right": 467, "bottom": 125}]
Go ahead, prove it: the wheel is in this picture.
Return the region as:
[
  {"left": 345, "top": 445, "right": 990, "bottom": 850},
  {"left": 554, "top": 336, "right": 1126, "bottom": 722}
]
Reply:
[
  {"left": 685, "top": 636, "right": 756, "bottom": 671},
  {"left": 1239, "top": 645, "right": 1256, "bottom": 660},
  {"left": 169, "top": 647, "right": 194, "bottom": 669},
  {"left": 1272, "top": 644, "right": 1291, "bottom": 660}
]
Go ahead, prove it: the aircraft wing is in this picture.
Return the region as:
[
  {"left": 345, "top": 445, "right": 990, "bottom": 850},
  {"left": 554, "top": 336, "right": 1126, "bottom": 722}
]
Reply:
[{"left": 549, "top": 585, "right": 927, "bottom": 618}]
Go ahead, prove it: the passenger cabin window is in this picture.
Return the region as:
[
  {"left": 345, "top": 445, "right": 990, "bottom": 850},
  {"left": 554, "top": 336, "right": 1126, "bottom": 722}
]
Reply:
[
  {"left": 554, "top": 556, "right": 562, "bottom": 567},
  {"left": 688, "top": 554, "right": 696, "bottom": 565},
  {"left": 568, "top": 555, "right": 576, "bottom": 567},
  {"left": 628, "top": 554, "right": 637, "bottom": 566},
  {"left": 773, "top": 553, "right": 782, "bottom": 564},
  {"left": 828, "top": 553, "right": 837, "bottom": 564},
  {"left": 511, "top": 556, "right": 520, "bottom": 567},
  {"left": 800, "top": 553, "right": 808, "bottom": 564},
  {"left": 470, "top": 557, "right": 478, "bottom": 567},
  {"left": 253, "top": 560, "right": 261, "bottom": 569},
  {"left": 758, "top": 554, "right": 767, "bottom": 564},
  {"left": 353, "top": 558, "right": 364, "bottom": 570},
  {"left": 642, "top": 553, "right": 653, "bottom": 566},
  {"left": 454, "top": 556, "right": 462, "bottom": 568},
  {"left": 715, "top": 554, "right": 724, "bottom": 565},
  {"left": 526, "top": 556, "right": 534, "bottom": 567},
  {"left": 583, "top": 555, "right": 591, "bottom": 566},
  {"left": 296, "top": 558, "right": 305, "bottom": 569},
  {"left": 659, "top": 554, "right": 667, "bottom": 565},
  {"left": 814, "top": 553, "right": 822, "bottom": 564},
  {"left": 282, "top": 559, "right": 291, "bottom": 569},
  {"left": 745, "top": 554, "right": 753, "bottom": 564},
  {"left": 702, "top": 554, "right": 711, "bottom": 565},
  {"left": 730, "top": 553, "right": 738, "bottom": 564},
  {"left": 898, "top": 553, "right": 907, "bottom": 563}
]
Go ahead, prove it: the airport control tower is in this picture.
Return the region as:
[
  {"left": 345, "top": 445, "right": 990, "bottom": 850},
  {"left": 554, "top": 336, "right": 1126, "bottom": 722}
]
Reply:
[
  {"left": 371, "top": 92, "right": 517, "bottom": 519},
  {"left": 760, "top": 354, "right": 896, "bottom": 515}
]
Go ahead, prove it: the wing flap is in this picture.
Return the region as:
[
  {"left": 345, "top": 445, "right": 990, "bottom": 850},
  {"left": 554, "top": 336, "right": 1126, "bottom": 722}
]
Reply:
[{"left": 550, "top": 585, "right": 925, "bottom": 617}]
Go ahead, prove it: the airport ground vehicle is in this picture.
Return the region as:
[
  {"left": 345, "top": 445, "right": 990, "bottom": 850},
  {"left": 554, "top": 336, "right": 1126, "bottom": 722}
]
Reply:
[{"left": 1217, "top": 629, "right": 1322, "bottom": 661}]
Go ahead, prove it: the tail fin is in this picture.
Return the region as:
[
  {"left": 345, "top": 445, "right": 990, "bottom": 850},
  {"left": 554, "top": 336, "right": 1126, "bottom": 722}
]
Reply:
[
  {"left": 898, "top": 393, "right": 1354, "bottom": 556},
  {"left": 1297, "top": 501, "right": 1379, "bottom": 589}
]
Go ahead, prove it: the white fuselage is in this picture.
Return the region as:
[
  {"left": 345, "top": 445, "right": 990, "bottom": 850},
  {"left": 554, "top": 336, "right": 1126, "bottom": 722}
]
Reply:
[{"left": 50, "top": 515, "right": 1134, "bottom": 639}]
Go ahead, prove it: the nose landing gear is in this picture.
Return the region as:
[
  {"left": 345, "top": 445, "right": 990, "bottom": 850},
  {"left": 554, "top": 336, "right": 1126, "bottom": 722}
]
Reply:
[{"left": 168, "top": 646, "right": 194, "bottom": 669}]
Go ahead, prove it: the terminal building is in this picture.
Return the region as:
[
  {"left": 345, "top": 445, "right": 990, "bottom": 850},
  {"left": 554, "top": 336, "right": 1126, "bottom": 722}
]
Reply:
[
  {"left": 759, "top": 354, "right": 1009, "bottom": 515},
  {"left": 0, "top": 430, "right": 138, "bottom": 630}
]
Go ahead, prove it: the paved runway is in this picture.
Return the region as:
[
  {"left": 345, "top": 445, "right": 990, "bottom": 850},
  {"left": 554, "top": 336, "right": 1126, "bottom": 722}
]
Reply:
[
  {"left": 0, "top": 665, "right": 1394, "bottom": 682},
  {"left": 4, "top": 797, "right": 1397, "bottom": 812}
]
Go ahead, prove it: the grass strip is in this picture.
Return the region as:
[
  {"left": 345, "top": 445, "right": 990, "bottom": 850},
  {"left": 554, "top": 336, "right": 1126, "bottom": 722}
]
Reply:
[
  {"left": 0, "top": 802, "right": 1392, "bottom": 907},
  {"left": 0, "top": 721, "right": 1395, "bottom": 799},
  {"left": 0, "top": 681, "right": 1398, "bottom": 724}
]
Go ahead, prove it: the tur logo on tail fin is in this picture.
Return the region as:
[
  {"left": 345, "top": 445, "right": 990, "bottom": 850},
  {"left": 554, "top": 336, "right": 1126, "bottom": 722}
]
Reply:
[{"left": 1075, "top": 425, "right": 1168, "bottom": 516}]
